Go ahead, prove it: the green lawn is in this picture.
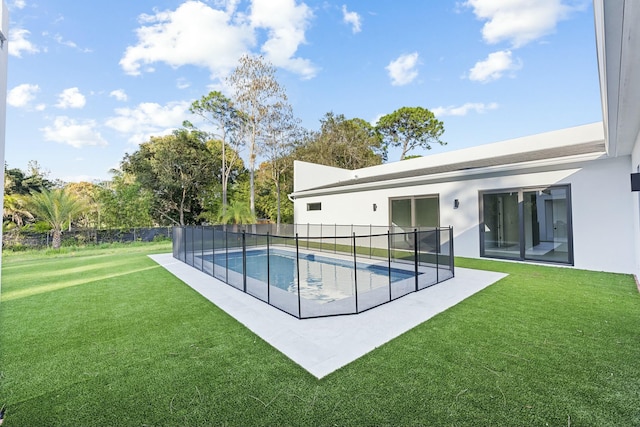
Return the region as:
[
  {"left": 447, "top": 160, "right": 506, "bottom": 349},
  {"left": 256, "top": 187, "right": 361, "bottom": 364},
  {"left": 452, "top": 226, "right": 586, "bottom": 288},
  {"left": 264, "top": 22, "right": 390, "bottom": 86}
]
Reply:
[{"left": 1, "top": 243, "right": 639, "bottom": 426}]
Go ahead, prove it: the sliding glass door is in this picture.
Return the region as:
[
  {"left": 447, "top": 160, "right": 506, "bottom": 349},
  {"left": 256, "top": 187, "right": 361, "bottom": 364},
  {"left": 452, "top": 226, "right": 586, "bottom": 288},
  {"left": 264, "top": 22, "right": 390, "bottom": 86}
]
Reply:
[
  {"left": 482, "top": 192, "right": 520, "bottom": 259},
  {"left": 523, "top": 187, "right": 571, "bottom": 263},
  {"left": 480, "top": 186, "right": 573, "bottom": 264}
]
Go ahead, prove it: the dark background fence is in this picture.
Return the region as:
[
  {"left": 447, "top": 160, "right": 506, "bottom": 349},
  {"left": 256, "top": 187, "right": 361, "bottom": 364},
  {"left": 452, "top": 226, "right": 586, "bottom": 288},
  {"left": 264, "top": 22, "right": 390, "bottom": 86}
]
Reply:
[
  {"left": 173, "top": 224, "right": 455, "bottom": 319},
  {"left": 3, "top": 226, "right": 173, "bottom": 249}
]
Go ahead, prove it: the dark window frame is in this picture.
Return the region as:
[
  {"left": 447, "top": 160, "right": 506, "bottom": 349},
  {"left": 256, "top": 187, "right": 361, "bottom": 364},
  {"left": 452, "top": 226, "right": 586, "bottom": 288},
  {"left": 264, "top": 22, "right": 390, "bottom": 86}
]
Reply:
[
  {"left": 306, "top": 202, "right": 322, "bottom": 211},
  {"left": 479, "top": 184, "right": 574, "bottom": 265},
  {"left": 388, "top": 194, "right": 440, "bottom": 229}
]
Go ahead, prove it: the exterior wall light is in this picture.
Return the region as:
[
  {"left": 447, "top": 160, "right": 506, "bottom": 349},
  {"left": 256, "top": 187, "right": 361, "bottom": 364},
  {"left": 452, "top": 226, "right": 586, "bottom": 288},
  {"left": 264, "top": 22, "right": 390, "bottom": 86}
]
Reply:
[
  {"left": 373, "top": 203, "right": 377, "bottom": 211},
  {"left": 631, "top": 173, "right": 640, "bottom": 191},
  {"left": 454, "top": 199, "right": 460, "bottom": 209}
]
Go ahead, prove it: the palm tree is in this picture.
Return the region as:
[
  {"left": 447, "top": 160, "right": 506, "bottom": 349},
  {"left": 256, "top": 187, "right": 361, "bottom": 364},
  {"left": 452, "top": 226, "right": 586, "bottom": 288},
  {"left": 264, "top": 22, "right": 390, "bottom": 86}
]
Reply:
[
  {"left": 3, "top": 194, "right": 33, "bottom": 229},
  {"left": 219, "top": 200, "right": 255, "bottom": 226},
  {"left": 26, "top": 188, "right": 87, "bottom": 249}
]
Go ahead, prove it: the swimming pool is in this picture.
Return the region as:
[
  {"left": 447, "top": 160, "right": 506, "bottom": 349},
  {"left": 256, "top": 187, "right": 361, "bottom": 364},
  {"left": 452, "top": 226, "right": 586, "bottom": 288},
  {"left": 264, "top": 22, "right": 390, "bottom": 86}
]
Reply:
[
  {"left": 175, "top": 225, "right": 455, "bottom": 318},
  {"left": 204, "top": 248, "right": 418, "bottom": 303}
]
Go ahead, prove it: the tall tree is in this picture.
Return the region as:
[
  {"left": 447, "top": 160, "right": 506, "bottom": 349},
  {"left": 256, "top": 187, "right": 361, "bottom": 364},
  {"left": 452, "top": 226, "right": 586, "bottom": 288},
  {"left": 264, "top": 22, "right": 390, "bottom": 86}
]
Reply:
[
  {"left": 96, "top": 170, "right": 154, "bottom": 229},
  {"left": 198, "top": 139, "right": 246, "bottom": 224},
  {"left": 22, "top": 160, "right": 57, "bottom": 191},
  {"left": 376, "top": 106, "right": 445, "bottom": 160},
  {"left": 26, "top": 188, "right": 86, "bottom": 249},
  {"left": 121, "top": 129, "right": 217, "bottom": 225},
  {"left": 255, "top": 161, "right": 294, "bottom": 224},
  {"left": 261, "top": 101, "right": 299, "bottom": 225},
  {"left": 65, "top": 182, "right": 101, "bottom": 228},
  {"left": 4, "top": 162, "right": 54, "bottom": 195},
  {"left": 226, "top": 54, "right": 288, "bottom": 217},
  {"left": 294, "top": 112, "right": 384, "bottom": 169},
  {"left": 187, "top": 91, "right": 245, "bottom": 218}
]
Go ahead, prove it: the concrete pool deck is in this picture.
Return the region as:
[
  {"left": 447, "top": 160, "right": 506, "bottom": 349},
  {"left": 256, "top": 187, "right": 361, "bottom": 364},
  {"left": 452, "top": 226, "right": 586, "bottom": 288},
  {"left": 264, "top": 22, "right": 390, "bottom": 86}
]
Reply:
[{"left": 150, "top": 253, "right": 507, "bottom": 379}]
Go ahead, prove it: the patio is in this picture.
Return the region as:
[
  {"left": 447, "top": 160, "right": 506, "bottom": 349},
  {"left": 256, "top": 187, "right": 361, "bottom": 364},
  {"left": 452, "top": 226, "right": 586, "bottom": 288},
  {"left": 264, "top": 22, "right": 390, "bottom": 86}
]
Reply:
[{"left": 150, "top": 253, "right": 506, "bottom": 378}]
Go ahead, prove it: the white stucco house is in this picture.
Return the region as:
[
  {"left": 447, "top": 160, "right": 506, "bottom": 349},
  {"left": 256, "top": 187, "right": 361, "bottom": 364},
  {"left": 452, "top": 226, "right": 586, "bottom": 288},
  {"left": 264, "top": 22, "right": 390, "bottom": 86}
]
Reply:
[{"left": 291, "top": 1, "right": 640, "bottom": 277}]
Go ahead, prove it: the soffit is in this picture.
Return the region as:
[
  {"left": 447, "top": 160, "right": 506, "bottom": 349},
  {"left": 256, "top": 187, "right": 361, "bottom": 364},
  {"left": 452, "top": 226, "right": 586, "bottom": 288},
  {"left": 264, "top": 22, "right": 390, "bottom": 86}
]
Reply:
[{"left": 598, "top": 0, "right": 640, "bottom": 156}]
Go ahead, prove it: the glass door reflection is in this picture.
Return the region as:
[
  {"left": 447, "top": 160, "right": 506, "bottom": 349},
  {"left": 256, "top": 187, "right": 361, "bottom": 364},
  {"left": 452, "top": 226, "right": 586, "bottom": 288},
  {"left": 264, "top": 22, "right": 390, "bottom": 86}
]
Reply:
[{"left": 523, "top": 188, "right": 570, "bottom": 263}]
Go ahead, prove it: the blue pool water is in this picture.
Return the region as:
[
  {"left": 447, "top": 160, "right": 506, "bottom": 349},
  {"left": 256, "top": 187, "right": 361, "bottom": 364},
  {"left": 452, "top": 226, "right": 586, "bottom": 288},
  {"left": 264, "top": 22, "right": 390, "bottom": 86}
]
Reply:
[{"left": 204, "top": 248, "right": 416, "bottom": 301}]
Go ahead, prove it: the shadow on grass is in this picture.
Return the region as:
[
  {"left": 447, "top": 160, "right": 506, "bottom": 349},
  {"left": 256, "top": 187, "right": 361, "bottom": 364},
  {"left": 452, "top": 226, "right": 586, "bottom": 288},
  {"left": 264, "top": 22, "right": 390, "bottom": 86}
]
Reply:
[{"left": 2, "top": 264, "right": 163, "bottom": 301}]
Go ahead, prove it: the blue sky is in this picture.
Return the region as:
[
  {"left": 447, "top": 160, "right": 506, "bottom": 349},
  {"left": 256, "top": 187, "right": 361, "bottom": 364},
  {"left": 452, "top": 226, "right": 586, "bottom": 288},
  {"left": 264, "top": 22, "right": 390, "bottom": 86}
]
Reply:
[{"left": 6, "top": 0, "right": 601, "bottom": 182}]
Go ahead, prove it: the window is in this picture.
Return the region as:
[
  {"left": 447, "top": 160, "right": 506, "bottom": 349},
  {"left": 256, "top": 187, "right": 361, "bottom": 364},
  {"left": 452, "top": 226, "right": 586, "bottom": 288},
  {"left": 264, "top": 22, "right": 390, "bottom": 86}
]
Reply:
[
  {"left": 389, "top": 195, "right": 440, "bottom": 251},
  {"left": 307, "top": 202, "right": 321, "bottom": 211},
  {"left": 390, "top": 195, "right": 439, "bottom": 229},
  {"left": 480, "top": 185, "right": 573, "bottom": 265}
]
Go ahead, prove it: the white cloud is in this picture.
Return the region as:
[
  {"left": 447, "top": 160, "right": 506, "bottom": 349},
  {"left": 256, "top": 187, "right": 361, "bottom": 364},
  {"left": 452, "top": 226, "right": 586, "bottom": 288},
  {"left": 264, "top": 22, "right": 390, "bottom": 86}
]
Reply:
[
  {"left": 54, "top": 34, "right": 77, "bottom": 48},
  {"left": 109, "top": 89, "right": 128, "bottom": 102},
  {"left": 342, "top": 5, "right": 362, "bottom": 33},
  {"left": 7, "top": 83, "right": 40, "bottom": 108},
  {"left": 41, "top": 116, "right": 108, "bottom": 148},
  {"left": 120, "top": 1, "right": 253, "bottom": 79},
  {"left": 250, "top": 0, "right": 317, "bottom": 78},
  {"left": 464, "top": 0, "right": 576, "bottom": 48},
  {"left": 120, "top": 0, "right": 317, "bottom": 80},
  {"left": 468, "top": 50, "right": 521, "bottom": 83},
  {"left": 386, "top": 52, "right": 419, "bottom": 86},
  {"left": 52, "top": 34, "right": 92, "bottom": 53},
  {"left": 432, "top": 102, "right": 499, "bottom": 117},
  {"left": 105, "top": 101, "right": 191, "bottom": 144},
  {"left": 176, "top": 78, "right": 191, "bottom": 89},
  {"left": 13, "top": 0, "right": 26, "bottom": 9},
  {"left": 56, "top": 87, "right": 87, "bottom": 109},
  {"left": 9, "top": 28, "right": 40, "bottom": 57}
]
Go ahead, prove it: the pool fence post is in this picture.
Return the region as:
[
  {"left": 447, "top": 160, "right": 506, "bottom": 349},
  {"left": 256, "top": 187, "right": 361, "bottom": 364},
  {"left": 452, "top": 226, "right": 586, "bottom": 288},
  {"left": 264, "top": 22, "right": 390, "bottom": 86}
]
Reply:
[
  {"left": 267, "top": 232, "right": 271, "bottom": 304},
  {"left": 296, "top": 233, "right": 302, "bottom": 318},
  {"left": 353, "top": 232, "right": 359, "bottom": 314},
  {"left": 190, "top": 226, "right": 195, "bottom": 266},
  {"left": 200, "top": 225, "right": 205, "bottom": 272},
  {"left": 387, "top": 230, "right": 392, "bottom": 302},
  {"left": 242, "top": 231, "right": 247, "bottom": 293},
  {"left": 450, "top": 226, "right": 455, "bottom": 276},
  {"left": 182, "top": 226, "right": 187, "bottom": 262},
  {"left": 334, "top": 223, "right": 337, "bottom": 254},
  {"left": 225, "top": 229, "right": 229, "bottom": 284},
  {"left": 414, "top": 229, "right": 419, "bottom": 292},
  {"left": 436, "top": 228, "right": 440, "bottom": 283},
  {"left": 369, "top": 224, "right": 372, "bottom": 259},
  {"left": 214, "top": 226, "right": 216, "bottom": 277}
]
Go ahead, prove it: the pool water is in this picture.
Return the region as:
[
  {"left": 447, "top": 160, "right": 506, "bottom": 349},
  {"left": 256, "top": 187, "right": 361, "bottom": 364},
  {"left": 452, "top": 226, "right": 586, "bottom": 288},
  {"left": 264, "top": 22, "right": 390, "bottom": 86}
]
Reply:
[{"left": 207, "top": 248, "right": 417, "bottom": 302}]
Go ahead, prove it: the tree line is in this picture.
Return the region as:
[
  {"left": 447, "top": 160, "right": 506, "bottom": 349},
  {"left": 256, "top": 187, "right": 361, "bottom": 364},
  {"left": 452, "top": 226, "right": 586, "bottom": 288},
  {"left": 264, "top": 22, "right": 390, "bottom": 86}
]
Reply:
[{"left": 3, "top": 54, "right": 445, "bottom": 249}]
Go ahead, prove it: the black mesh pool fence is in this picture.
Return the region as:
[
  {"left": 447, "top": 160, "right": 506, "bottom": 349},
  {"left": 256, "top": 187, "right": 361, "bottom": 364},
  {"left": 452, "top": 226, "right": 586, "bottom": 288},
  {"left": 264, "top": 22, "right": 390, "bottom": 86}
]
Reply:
[{"left": 172, "top": 224, "right": 454, "bottom": 319}]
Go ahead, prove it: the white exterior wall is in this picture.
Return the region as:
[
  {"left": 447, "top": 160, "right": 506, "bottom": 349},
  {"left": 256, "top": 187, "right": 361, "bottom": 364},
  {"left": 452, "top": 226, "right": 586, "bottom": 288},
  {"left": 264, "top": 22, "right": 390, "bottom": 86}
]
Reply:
[
  {"left": 293, "top": 161, "right": 353, "bottom": 192},
  {"left": 294, "top": 155, "right": 637, "bottom": 274},
  {"left": 631, "top": 135, "right": 640, "bottom": 276}
]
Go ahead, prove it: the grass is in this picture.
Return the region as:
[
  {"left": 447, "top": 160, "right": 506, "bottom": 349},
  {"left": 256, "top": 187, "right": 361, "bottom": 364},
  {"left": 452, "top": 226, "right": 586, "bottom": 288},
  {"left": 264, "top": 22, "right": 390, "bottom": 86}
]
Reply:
[{"left": 1, "top": 243, "right": 639, "bottom": 426}]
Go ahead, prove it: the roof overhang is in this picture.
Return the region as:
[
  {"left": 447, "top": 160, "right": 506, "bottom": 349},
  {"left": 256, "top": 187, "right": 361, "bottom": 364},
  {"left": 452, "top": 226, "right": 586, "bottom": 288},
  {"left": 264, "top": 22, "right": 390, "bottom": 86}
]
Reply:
[
  {"left": 292, "top": 151, "right": 607, "bottom": 199},
  {"left": 594, "top": 0, "right": 640, "bottom": 157},
  {"left": 291, "top": 123, "right": 605, "bottom": 197}
]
